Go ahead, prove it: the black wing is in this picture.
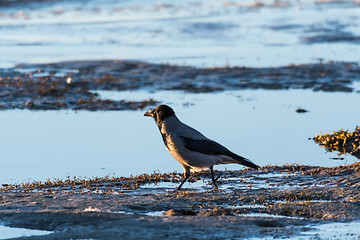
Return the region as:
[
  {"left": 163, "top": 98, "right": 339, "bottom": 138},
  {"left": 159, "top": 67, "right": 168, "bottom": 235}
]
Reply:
[{"left": 180, "top": 136, "right": 259, "bottom": 169}]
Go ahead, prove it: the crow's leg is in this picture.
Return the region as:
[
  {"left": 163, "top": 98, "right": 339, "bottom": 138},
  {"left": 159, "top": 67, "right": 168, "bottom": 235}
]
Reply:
[
  {"left": 210, "top": 166, "right": 218, "bottom": 190},
  {"left": 178, "top": 167, "right": 190, "bottom": 190}
]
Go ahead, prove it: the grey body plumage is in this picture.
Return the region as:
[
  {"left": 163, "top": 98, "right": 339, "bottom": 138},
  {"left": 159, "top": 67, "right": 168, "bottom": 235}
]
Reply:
[{"left": 144, "top": 105, "right": 259, "bottom": 190}]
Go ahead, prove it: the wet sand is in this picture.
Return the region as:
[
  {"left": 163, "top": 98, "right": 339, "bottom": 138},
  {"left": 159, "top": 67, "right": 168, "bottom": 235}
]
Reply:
[{"left": 1, "top": 163, "right": 359, "bottom": 239}]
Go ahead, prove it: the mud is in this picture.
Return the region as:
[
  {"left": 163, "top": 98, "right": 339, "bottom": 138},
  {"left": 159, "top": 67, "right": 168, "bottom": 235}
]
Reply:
[
  {"left": 1, "top": 60, "right": 359, "bottom": 111},
  {"left": 0, "top": 61, "right": 160, "bottom": 111},
  {"left": 1, "top": 163, "right": 359, "bottom": 239}
]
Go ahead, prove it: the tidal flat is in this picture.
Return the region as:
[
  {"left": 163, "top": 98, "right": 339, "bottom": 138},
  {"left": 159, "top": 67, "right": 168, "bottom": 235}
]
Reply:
[
  {"left": 0, "top": 60, "right": 359, "bottom": 110},
  {"left": 1, "top": 60, "right": 360, "bottom": 239},
  {"left": 1, "top": 163, "right": 360, "bottom": 239}
]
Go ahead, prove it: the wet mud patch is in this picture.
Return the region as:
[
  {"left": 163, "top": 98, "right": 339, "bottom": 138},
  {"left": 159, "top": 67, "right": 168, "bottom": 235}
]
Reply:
[
  {"left": 1, "top": 60, "right": 360, "bottom": 110},
  {"left": 0, "top": 62, "right": 159, "bottom": 110},
  {"left": 1, "top": 163, "right": 359, "bottom": 239}
]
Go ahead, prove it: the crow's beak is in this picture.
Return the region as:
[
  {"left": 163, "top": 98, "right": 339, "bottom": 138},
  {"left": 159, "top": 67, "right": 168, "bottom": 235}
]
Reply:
[{"left": 143, "top": 109, "right": 153, "bottom": 117}]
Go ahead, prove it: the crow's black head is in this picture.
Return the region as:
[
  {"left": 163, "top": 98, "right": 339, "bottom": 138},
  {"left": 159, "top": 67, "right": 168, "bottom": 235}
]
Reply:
[{"left": 144, "top": 105, "right": 175, "bottom": 124}]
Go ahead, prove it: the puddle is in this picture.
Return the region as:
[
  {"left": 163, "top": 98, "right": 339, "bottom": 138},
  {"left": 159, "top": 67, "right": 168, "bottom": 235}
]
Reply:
[
  {"left": 145, "top": 211, "right": 165, "bottom": 217},
  {"left": 238, "top": 213, "right": 302, "bottom": 219},
  {"left": 0, "top": 0, "right": 360, "bottom": 68},
  {"left": 139, "top": 181, "right": 208, "bottom": 191},
  {"left": 246, "top": 221, "right": 360, "bottom": 240},
  {"left": 301, "top": 221, "right": 360, "bottom": 240},
  {"left": 0, "top": 223, "right": 52, "bottom": 240},
  {"left": 139, "top": 181, "right": 177, "bottom": 190},
  {"left": 220, "top": 204, "right": 267, "bottom": 209},
  {"left": 113, "top": 211, "right": 134, "bottom": 215},
  {"left": 1, "top": 89, "right": 359, "bottom": 184}
]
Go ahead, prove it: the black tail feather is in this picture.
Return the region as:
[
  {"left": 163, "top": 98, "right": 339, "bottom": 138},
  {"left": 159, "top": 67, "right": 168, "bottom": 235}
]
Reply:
[{"left": 232, "top": 154, "right": 260, "bottom": 170}]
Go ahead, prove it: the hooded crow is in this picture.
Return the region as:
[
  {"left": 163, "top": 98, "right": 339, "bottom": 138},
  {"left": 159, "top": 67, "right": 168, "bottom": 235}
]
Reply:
[{"left": 144, "top": 105, "right": 259, "bottom": 190}]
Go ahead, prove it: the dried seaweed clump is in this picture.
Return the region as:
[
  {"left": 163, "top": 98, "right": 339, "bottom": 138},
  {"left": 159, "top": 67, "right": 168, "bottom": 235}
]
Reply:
[
  {"left": 313, "top": 126, "right": 360, "bottom": 159},
  {"left": 0, "top": 172, "right": 182, "bottom": 194}
]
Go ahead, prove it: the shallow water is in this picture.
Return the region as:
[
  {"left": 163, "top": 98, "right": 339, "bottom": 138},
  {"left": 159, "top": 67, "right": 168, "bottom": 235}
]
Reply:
[
  {"left": 1, "top": 89, "right": 359, "bottom": 184},
  {"left": 302, "top": 221, "right": 360, "bottom": 239},
  {"left": 0, "top": 223, "right": 52, "bottom": 240},
  {"left": 0, "top": 0, "right": 360, "bottom": 68},
  {"left": 248, "top": 221, "right": 360, "bottom": 240}
]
